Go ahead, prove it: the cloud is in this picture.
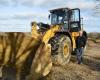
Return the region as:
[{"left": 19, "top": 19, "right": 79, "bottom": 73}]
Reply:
[
  {"left": 0, "top": 0, "right": 9, "bottom": 6},
  {"left": 13, "top": 11, "right": 48, "bottom": 19},
  {"left": 0, "top": 0, "right": 97, "bottom": 17},
  {"left": 0, "top": 15, "right": 12, "bottom": 20},
  {"left": 0, "top": 11, "right": 49, "bottom": 24},
  {"left": 0, "top": 0, "right": 99, "bottom": 32},
  {"left": 0, "top": 0, "right": 47, "bottom": 6},
  {"left": 0, "top": 0, "right": 96, "bottom": 10},
  {"left": 41, "top": 0, "right": 95, "bottom": 9}
]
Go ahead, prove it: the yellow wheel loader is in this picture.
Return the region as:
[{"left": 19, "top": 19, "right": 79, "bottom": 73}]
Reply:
[
  {"left": 31, "top": 8, "right": 87, "bottom": 65},
  {"left": 30, "top": 7, "right": 87, "bottom": 79},
  {"left": 0, "top": 8, "right": 87, "bottom": 80}
]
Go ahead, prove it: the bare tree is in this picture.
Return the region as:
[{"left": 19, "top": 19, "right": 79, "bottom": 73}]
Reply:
[{"left": 94, "top": 0, "right": 100, "bottom": 16}]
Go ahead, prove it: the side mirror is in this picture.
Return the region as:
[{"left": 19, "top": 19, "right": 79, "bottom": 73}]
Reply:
[{"left": 48, "top": 14, "right": 50, "bottom": 19}]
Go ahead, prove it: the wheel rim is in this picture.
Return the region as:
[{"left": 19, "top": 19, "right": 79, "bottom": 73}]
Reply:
[{"left": 63, "top": 44, "right": 69, "bottom": 58}]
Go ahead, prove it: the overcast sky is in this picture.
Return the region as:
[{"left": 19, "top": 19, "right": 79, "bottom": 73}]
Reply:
[{"left": 0, "top": 0, "right": 100, "bottom": 32}]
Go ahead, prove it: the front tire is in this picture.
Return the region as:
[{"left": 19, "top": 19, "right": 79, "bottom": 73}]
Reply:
[{"left": 49, "top": 34, "right": 72, "bottom": 66}]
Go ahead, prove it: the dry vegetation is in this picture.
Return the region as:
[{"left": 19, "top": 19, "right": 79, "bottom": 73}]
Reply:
[{"left": 88, "top": 32, "right": 100, "bottom": 43}]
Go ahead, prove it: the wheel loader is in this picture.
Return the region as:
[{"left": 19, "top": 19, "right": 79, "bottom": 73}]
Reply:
[
  {"left": 0, "top": 8, "right": 87, "bottom": 80},
  {"left": 31, "top": 7, "right": 87, "bottom": 79},
  {"left": 31, "top": 7, "right": 87, "bottom": 64}
]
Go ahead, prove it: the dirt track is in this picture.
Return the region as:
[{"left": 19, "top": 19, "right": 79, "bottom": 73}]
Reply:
[{"left": 41, "top": 40, "right": 100, "bottom": 80}]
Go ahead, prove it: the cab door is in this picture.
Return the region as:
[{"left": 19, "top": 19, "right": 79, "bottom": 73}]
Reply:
[{"left": 68, "top": 8, "right": 81, "bottom": 32}]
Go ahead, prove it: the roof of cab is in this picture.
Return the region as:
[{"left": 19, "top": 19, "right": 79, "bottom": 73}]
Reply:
[{"left": 49, "top": 7, "right": 70, "bottom": 13}]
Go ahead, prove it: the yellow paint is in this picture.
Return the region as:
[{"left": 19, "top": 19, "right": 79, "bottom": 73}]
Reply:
[
  {"left": 71, "top": 32, "right": 79, "bottom": 49},
  {"left": 29, "top": 43, "right": 52, "bottom": 80},
  {"left": 31, "top": 22, "right": 40, "bottom": 40},
  {"left": 3, "top": 45, "right": 11, "bottom": 65},
  {"left": 42, "top": 25, "right": 60, "bottom": 43},
  {"left": 63, "top": 44, "right": 69, "bottom": 58},
  {"left": 71, "top": 32, "right": 79, "bottom": 37}
]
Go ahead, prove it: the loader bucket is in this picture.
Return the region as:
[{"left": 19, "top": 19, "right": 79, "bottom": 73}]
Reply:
[
  {"left": 27, "top": 42, "right": 52, "bottom": 80},
  {"left": 0, "top": 32, "right": 52, "bottom": 80}
]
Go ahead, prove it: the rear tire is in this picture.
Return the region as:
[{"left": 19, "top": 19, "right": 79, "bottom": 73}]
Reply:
[{"left": 49, "top": 34, "right": 72, "bottom": 66}]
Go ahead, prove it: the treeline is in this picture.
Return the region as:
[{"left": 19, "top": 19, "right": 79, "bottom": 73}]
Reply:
[
  {"left": 88, "top": 32, "right": 100, "bottom": 43},
  {"left": 88, "top": 32, "right": 100, "bottom": 39}
]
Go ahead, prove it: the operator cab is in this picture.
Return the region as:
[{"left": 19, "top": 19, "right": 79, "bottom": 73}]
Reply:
[{"left": 49, "top": 8, "right": 81, "bottom": 32}]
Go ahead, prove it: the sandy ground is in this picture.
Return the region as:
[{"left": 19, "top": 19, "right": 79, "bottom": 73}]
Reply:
[{"left": 40, "top": 40, "right": 100, "bottom": 80}]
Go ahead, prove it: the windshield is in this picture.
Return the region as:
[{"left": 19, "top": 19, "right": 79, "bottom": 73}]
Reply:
[{"left": 51, "top": 11, "right": 67, "bottom": 25}]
